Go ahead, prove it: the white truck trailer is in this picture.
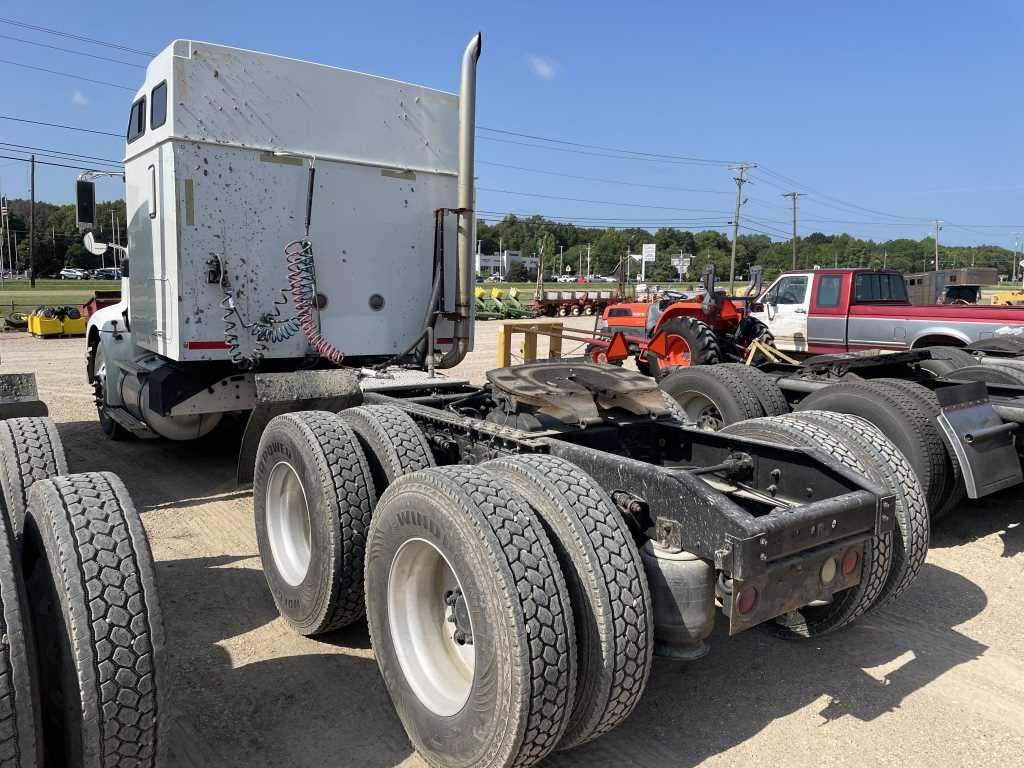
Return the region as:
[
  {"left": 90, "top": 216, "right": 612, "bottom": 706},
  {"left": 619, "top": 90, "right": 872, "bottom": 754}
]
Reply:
[{"left": 72, "top": 34, "right": 940, "bottom": 768}]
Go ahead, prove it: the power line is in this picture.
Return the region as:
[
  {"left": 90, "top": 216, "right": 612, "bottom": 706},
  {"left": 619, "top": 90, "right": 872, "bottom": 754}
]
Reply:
[
  {"left": 477, "top": 126, "right": 743, "bottom": 166},
  {"left": 478, "top": 160, "right": 733, "bottom": 195},
  {"left": 0, "top": 142, "right": 121, "bottom": 165},
  {"left": 0, "top": 154, "right": 111, "bottom": 171},
  {"left": 0, "top": 33, "right": 144, "bottom": 68},
  {"left": 0, "top": 115, "right": 122, "bottom": 137},
  {"left": 0, "top": 17, "right": 154, "bottom": 56},
  {"left": 478, "top": 186, "right": 730, "bottom": 215},
  {"left": 0, "top": 58, "right": 134, "bottom": 90}
]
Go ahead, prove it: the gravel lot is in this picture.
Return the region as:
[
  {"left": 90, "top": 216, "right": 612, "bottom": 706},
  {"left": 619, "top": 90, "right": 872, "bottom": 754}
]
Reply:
[{"left": 2, "top": 326, "right": 1022, "bottom": 768}]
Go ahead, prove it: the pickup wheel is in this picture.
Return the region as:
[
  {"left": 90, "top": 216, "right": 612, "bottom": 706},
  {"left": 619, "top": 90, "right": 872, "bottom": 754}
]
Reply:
[
  {"left": 365, "top": 465, "right": 576, "bottom": 768},
  {"left": 873, "top": 378, "right": 965, "bottom": 518},
  {"left": 795, "top": 380, "right": 948, "bottom": 515},
  {"left": 915, "top": 346, "right": 977, "bottom": 377},
  {"left": 0, "top": 416, "right": 69, "bottom": 540},
  {"left": 658, "top": 366, "right": 765, "bottom": 430},
  {"left": 337, "top": 405, "right": 435, "bottom": 497},
  {"left": 945, "top": 363, "right": 1024, "bottom": 386},
  {"left": 721, "top": 415, "right": 896, "bottom": 637},
  {"left": 23, "top": 472, "right": 165, "bottom": 767},
  {"left": 484, "top": 455, "right": 653, "bottom": 750},
  {"left": 647, "top": 317, "right": 720, "bottom": 379},
  {"left": 253, "top": 412, "right": 376, "bottom": 635},
  {"left": 790, "top": 411, "right": 930, "bottom": 604}
]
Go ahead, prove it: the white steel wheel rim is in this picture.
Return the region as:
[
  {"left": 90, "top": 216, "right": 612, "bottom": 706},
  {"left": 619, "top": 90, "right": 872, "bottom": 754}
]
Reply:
[
  {"left": 675, "top": 390, "right": 724, "bottom": 431},
  {"left": 388, "top": 537, "right": 475, "bottom": 717},
  {"left": 265, "top": 461, "right": 313, "bottom": 587}
]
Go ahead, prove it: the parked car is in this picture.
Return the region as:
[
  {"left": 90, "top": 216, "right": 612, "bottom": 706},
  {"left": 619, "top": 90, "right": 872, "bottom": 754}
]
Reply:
[
  {"left": 556, "top": 274, "right": 577, "bottom": 283},
  {"left": 484, "top": 273, "right": 504, "bottom": 282},
  {"left": 59, "top": 267, "right": 89, "bottom": 280},
  {"left": 93, "top": 268, "right": 122, "bottom": 280}
]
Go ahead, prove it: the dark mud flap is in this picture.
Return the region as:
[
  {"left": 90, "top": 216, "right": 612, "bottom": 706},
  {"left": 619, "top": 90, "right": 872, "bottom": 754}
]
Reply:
[{"left": 935, "top": 381, "right": 1022, "bottom": 498}]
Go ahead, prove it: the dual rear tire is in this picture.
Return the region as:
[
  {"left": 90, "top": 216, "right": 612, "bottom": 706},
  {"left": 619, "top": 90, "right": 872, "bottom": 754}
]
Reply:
[{"left": 253, "top": 409, "right": 655, "bottom": 768}]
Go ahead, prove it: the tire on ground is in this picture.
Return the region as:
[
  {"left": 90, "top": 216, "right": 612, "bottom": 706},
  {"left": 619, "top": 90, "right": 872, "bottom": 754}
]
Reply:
[
  {"left": 720, "top": 415, "right": 894, "bottom": 638},
  {"left": 647, "top": 316, "right": 720, "bottom": 379},
  {"left": 23, "top": 471, "right": 164, "bottom": 767},
  {"left": 789, "top": 411, "right": 930, "bottom": 604},
  {"left": 712, "top": 363, "right": 789, "bottom": 416},
  {"left": 658, "top": 366, "right": 765, "bottom": 430},
  {"left": 0, "top": 494, "right": 42, "bottom": 767},
  {"left": 366, "top": 465, "right": 576, "bottom": 768},
  {"left": 945, "top": 363, "right": 1024, "bottom": 386},
  {"left": 338, "top": 405, "right": 435, "bottom": 498},
  {"left": 253, "top": 411, "right": 376, "bottom": 635},
  {"left": 484, "top": 455, "right": 653, "bottom": 750},
  {"left": 872, "top": 378, "right": 965, "bottom": 518},
  {"left": 915, "top": 345, "right": 977, "bottom": 377},
  {"left": 0, "top": 416, "right": 69, "bottom": 540},
  {"left": 795, "top": 380, "right": 948, "bottom": 515}
]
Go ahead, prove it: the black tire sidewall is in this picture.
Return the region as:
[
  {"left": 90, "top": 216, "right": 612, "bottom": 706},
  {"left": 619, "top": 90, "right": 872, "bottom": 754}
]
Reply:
[
  {"left": 253, "top": 423, "right": 344, "bottom": 631},
  {"left": 366, "top": 486, "right": 516, "bottom": 767},
  {"left": 660, "top": 369, "right": 760, "bottom": 426}
]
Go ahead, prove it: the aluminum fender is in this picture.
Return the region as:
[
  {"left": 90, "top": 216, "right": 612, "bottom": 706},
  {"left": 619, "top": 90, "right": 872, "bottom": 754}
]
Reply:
[{"left": 908, "top": 325, "right": 972, "bottom": 348}]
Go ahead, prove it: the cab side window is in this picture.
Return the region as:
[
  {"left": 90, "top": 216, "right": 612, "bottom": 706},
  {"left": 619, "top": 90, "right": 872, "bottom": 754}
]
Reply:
[
  {"left": 774, "top": 276, "right": 808, "bottom": 305},
  {"left": 127, "top": 97, "right": 146, "bottom": 143}
]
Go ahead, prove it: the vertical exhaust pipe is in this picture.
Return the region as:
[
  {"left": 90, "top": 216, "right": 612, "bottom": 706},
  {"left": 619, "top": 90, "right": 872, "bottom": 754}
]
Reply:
[{"left": 440, "top": 32, "right": 482, "bottom": 368}]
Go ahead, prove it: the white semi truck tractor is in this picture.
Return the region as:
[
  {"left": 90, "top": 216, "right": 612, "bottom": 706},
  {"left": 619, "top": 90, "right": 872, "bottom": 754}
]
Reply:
[{"left": 74, "top": 35, "right": 936, "bottom": 768}]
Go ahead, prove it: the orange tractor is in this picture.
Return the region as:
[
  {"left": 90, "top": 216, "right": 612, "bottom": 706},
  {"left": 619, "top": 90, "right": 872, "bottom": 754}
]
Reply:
[{"left": 585, "top": 265, "right": 775, "bottom": 378}]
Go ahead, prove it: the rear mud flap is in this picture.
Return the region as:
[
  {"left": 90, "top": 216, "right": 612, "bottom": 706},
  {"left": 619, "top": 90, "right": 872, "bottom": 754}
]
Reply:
[{"left": 936, "top": 381, "right": 1022, "bottom": 498}]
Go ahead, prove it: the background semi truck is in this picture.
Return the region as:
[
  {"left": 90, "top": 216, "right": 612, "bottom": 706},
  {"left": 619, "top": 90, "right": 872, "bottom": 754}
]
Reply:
[{"left": 66, "top": 34, "right": 961, "bottom": 768}]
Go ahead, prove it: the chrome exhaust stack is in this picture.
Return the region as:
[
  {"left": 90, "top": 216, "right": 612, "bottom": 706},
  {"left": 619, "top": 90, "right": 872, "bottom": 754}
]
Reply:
[{"left": 439, "top": 31, "right": 482, "bottom": 368}]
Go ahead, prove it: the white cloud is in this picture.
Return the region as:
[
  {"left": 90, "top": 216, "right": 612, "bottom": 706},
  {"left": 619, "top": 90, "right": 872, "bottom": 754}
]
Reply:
[
  {"left": 71, "top": 90, "right": 88, "bottom": 107},
  {"left": 527, "top": 55, "right": 557, "bottom": 81}
]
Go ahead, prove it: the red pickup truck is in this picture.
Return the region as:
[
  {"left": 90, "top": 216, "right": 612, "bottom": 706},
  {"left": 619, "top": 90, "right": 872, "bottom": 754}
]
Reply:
[{"left": 748, "top": 268, "right": 1024, "bottom": 354}]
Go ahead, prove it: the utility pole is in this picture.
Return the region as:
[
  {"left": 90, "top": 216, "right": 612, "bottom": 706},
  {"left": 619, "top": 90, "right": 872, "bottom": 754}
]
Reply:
[
  {"left": 728, "top": 163, "right": 755, "bottom": 293},
  {"left": 781, "top": 192, "right": 803, "bottom": 269},
  {"left": 586, "top": 244, "right": 591, "bottom": 277},
  {"left": 932, "top": 219, "right": 943, "bottom": 272},
  {"left": 1014, "top": 233, "right": 1021, "bottom": 283},
  {"left": 559, "top": 244, "right": 564, "bottom": 275},
  {"left": 29, "top": 155, "right": 36, "bottom": 287}
]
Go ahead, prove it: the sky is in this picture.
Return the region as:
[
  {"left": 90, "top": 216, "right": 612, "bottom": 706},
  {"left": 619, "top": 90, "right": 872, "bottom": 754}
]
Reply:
[{"left": 1, "top": 1, "right": 1023, "bottom": 247}]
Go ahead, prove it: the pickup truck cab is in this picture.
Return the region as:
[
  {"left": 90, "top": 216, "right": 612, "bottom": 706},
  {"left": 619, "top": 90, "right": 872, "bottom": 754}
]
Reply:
[{"left": 750, "top": 268, "right": 1024, "bottom": 354}]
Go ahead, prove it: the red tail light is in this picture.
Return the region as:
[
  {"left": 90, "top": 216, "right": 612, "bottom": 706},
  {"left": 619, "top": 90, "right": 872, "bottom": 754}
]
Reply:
[
  {"left": 737, "top": 584, "right": 758, "bottom": 615},
  {"left": 842, "top": 548, "right": 860, "bottom": 576}
]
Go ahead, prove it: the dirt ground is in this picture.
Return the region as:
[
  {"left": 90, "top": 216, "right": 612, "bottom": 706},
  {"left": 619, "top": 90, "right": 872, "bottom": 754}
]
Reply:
[{"left": 2, "top": 325, "right": 1023, "bottom": 768}]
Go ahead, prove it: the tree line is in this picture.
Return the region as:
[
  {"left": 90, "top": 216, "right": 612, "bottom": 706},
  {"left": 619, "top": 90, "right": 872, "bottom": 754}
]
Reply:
[
  {"left": 0, "top": 198, "right": 126, "bottom": 277},
  {"left": 478, "top": 214, "right": 1020, "bottom": 283}
]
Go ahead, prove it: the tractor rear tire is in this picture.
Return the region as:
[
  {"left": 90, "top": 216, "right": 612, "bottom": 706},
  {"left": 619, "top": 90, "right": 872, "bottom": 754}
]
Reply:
[
  {"left": 721, "top": 415, "right": 897, "bottom": 638},
  {"left": 647, "top": 317, "right": 720, "bottom": 379},
  {"left": 484, "top": 455, "right": 653, "bottom": 750},
  {"left": 658, "top": 366, "right": 765, "bottom": 430},
  {"left": 23, "top": 472, "right": 165, "bottom": 767},
  {"left": 0, "top": 416, "right": 69, "bottom": 541},
  {"left": 338, "top": 405, "right": 435, "bottom": 498},
  {"left": 873, "top": 378, "right": 965, "bottom": 518},
  {"left": 795, "top": 380, "right": 948, "bottom": 515},
  {"left": 789, "top": 411, "right": 930, "bottom": 604},
  {"left": 0, "top": 496, "right": 42, "bottom": 767},
  {"left": 915, "top": 346, "right": 977, "bottom": 377},
  {"left": 366, "top": 465, "right": 576, "bottom": 768},
  {"left": 946, "top": 363, "right": 1024, "bottom": 386},
  {"left": 253, "top": 411, "right": 376, "bottom": 635}
]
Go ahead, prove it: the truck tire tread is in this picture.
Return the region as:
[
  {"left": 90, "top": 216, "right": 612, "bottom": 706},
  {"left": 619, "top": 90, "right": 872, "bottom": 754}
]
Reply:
[
  {"left": 0, "top": 416, "right": 68, "bottom": 540},
  {"left": 338, "top": 404, "right": 435, "bottom": 496},
  {"left": 483, "top": 454, "right": 653, "bottom": 749}
]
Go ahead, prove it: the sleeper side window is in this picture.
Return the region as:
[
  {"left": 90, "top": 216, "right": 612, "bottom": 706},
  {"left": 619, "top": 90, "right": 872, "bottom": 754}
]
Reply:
[
  {"left": 150, "top": 82, "right": 167, "bottom": 130},
  {"left": 127, "top": 97, "right": 146, "bottom": 143}
]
